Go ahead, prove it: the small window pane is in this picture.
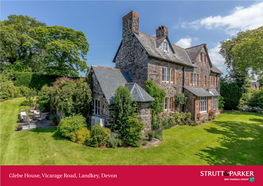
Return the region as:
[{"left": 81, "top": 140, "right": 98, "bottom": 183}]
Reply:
[
  {"left": 171, "top": 69, "right": 174, "bottom": 83},
  {"left": 162, "top": 67, "right": 166, "bottom": 82}
]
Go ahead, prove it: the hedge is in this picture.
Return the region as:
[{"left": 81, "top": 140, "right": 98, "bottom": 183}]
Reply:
[{"left": 13, "top": 72, "right": 79, "bottom": 90}]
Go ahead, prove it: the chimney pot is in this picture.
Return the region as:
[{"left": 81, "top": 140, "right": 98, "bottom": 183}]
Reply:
[{"left": 156, "top": 25, "right": 168, "bottom": 38}]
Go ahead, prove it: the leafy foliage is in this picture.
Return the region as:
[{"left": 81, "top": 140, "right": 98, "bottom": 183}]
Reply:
[
  {"left": 111, "top": 85, "right": 136, "bottom": 134},
  {"left": 239, "top": 89, "right": 263, "bottom": 108},
  {"left": 51, "top": 77, "right": 92, "bottom": 117},
  {"left": 145, "top": 80, "right": 166, "bottom": 114},
  {"left": 104, "top": 128, "right": 111, "bottom": 142},
  {"left": 57, "top": 115, "right": 87, "bottom": 139},
  {"left": 220, "top": 26, "right": 263, "bottom": 77},
  {"left": 0, "top": 74, "right": 21, "bottom": 100},
  {"left": 1, "top": 15, "right": 90, "bottom": 77},
  {"left": 218, "top": 96, "right": 225, "bottom": 109},
  {"left": 90, "top": 124, "right": 106, "bottom": 147},
  {"left": 123, "top": 114, "right": 144, "bottom": 146},
  {"left": 0, "top": 15, "right": 46, "bottom": 73},
  {"left": 220, "top": 77, "right": 242, "bottom": 110},
  {"left": 71, "top": 128, "right": 91, "bottom": 144},
  {"left": 174, "top": 93, "right": 187, "bottom": 106},
  {"left": 37, "top": 85, "right": 51, "bottom": 112},
  {"left": 29, "top": 26, "right": 89, "bottom": 77}
]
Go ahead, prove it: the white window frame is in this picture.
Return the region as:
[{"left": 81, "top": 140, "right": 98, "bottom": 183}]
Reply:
[
  {"left": 162, "top": 67, "right": 170, "bottom": 83},
  {"left": 92, "top": 98, "right": 100, "bottom": 115},
  {"left": 212, "top": 97, "right": 218, "bottom": 110},
  {"left": 191, "top": 73, "right": 198, "bottom": 86},
  {"left": 200, "top": 53, "right": 202, "bottom": 62},
  {"left": 199, "top": 97, "right": 207, "bottom": 113},
  {"left": 163, "top": 97, "right": 173, "bottom": 112},
  {"left": 163, "top": 42, "right": 168, "bottom": 52}
]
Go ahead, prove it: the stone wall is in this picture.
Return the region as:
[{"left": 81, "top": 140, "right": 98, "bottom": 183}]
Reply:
[
  {"left": 184, "top": 89, "right": 195, "bottom": 118},
  {"left": 89, "top": 72, "right": 114, "bottom": 126},
  {"left": 137, "top": 102, "right": 152, "bottom": 134}
]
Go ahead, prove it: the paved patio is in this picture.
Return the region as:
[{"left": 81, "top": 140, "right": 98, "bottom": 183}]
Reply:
[{"left": 17, "top": 111, "right": 55, "bottom": 131}]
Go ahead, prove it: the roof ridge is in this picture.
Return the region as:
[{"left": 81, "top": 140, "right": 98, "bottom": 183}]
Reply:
[
  {"left": 91, "top": 65, "right": 121, "bottom": 71},
  {"left": 185, "top": 43, "right": 206, "bottom": 50},
  {"left": 138, "top": 31, "right": 157, "bottom": 39}
]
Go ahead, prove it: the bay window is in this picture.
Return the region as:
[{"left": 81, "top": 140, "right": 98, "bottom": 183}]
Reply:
[
  {"left": 199, "top": 97, "right": 207, "bottom": 113},
  {"left": 212, "top": 97, "right": 218, "bottom": 110}
]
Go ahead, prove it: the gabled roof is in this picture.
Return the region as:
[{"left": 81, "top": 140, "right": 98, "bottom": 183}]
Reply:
[
  {"left": 91, "top": 65, "right": 154, "bottom": 105},
  {"left": 125, "top": 83, "right": 155, "bottom": 102},
  {"left": 185, "top": 44, "right": 223, "bottom": 74},
  {"left": 184, "top": 86, "right": 214, "bottom": 97},
  {"left": 113, "top": 30, "right": 223, "bottom": 74}
]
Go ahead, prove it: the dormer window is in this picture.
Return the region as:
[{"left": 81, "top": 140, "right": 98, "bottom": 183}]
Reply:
[
  {"left": 199, "top": 53, "right": 202, "bottom": 62},
  {"left": 163, "top": 42, "right": 168, "bottom": 51}
]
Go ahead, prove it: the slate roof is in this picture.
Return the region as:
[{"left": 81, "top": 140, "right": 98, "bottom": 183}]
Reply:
[
  {"left": 113, "top": 30, "right": 223, "bottom": 74},
  {"left": 184, "top": 86, "right": 214, "bottom": 97},
  {"left": 91, "top": 65, "right": 154, "bottom": 105},
  {"left": 125, "top": 83, "right": 155, "bottom": 102},
  {"left": 134, "top": 31, "right": 194, "bottom": 67},
  {"left": 208, "top": 89, "right": 221, "bottom": 96}
]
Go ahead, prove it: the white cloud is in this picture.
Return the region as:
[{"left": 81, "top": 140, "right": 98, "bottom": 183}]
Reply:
[
  {"left": 209, "top": 44, "right": 226, "bottom": 72},
  {"left": 184, "top": 2, "right": 263, "bottom": 35},
  {"left": 175, "top": 37, "right": 192, "bottom": 48}
]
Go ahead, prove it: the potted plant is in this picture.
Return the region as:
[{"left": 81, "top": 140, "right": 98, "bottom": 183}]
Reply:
[
  {"left": 147, "top": 131, "right": 155, "bottom": 141},
  {"left": 17, "top": 124, "right": 23, "bottom": 131},
  {"left": 50, "top": 115, "right": 59, "bottom": 126}
]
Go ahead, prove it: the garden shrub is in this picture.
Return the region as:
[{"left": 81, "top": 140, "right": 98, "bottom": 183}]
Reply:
[
  {"left": 218, "top": 96, "right": 225, "bottom": 109},
  {"left": 0, "top": 74, "right": 21, "bottom": 100},
  {"left": 152, "top": 114, "right": 161, "bottom": 130},
  {"left": 111, "top": 85, "right": 136, "bottom": 134},
  {"left": 134, "top": 140, "right": 142, "bottom": 147},
  {"left": 37, "top": 85, "right": 51, "bottom": 112},
  {"left": 174, "top": 93, "right": 187, "bottom": 111},
  {"left": 123, "top": 114, "right": 144, "bottom": 146},
  {"left": 143, "top": 140, "right": 148, "bottom": 146},
  {"left": 17, "top": 85, "right": 30, "bottom": 96},
  {"left": 25, "top": 88, "right": 37, "bottom": 103},
  {"left": 90, "top": 124, "right": 106, "bottom": 147},
  {"left": 71, "top": 128, "right": 90, "bottom": 144},
  {"left": 51, "top": 77, "right": 92, "bottom": 117},
  {"left": 107, "top": 136, "right": 118, "bottom": 148},
  {"left": 104, "top": 128, "right": 111, "bottom": 141},
  {"left": 19, "top": 100, "right": 34, "bottom": 107},
  {"left": 57, "top": 115, "right": 87, "bottom": 139},
  {"left": 14, "top": 72, "right": 33, "bottom": 87}
]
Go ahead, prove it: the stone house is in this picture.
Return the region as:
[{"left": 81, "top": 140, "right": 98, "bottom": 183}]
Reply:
[
  {"left": 88, "top": 65, "right": 154, "bottom": 133},
  {"left": 88, "top": 10, "right": 223, "bottom": 130}
]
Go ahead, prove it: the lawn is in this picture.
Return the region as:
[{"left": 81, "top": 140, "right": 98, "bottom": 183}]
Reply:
[{"left": 1, "top": 98, "right": 263, "bottom": 165}]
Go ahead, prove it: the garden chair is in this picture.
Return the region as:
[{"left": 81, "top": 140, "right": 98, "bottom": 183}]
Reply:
[
  {"left": 34, "top": 110, "right": 41, "bottom": 119},
  {"left": 23, "top": 115, "right": 32, "bottom": 129},
  {"left": 38, "top": 113, "right": 47, "bottom": 123},
  {"left": 20, "top": 112, "right": 27, "bottom": 120}
]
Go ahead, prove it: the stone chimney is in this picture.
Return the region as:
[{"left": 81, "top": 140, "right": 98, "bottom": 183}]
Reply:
[
  {"left": 156, "top": 25, "right": 168, "bottom": 38},
  {"left": 122, "top": 10, "right": 139, "bottom": 39}
]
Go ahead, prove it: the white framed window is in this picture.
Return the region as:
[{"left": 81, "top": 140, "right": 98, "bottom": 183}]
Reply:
[
  {"left": 162, "top": 67, "right": 170, "bottom": 83},
  {"left": 199, "top": 97, "right": 207, "bottom": 113},
  {"left": 211, "top": 76, "right": 214, "bottom": 87},
  {"left": 92, "top": 98, "right": 100, "bottom": 115},
  {"left": 171, "top": 69, "right": 174, "bottom": 83},
  {"left": 191, "top": 73, "right": 199, "bottom": 86},
  {"left": 212, "top": 97, "right": 218, "bottom": 110},
  {"left": 200, "top": 53, "right": 202, "bottom": 62},
  {"left": 163, "top": 42, "right": 168, "bottom": 51},
  {"left": 163, "top": 97, "right": 173, "bottom": 111}
]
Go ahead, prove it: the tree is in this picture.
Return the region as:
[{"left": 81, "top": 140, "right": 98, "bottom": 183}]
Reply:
[
  {"left": 29, "top": 26, "right": 89, "bottom": 77},
  {"left": 0, "top": 15, "right": 46, "bottom": 72},
  {"left": 111, "top": 85, "right": 136, "bottom": 134},
  {"left": 220, "top": 26, "right": 263, "bottom": 77},
  {"left": 1, "top": 15, "right": 90, "bottom": 77},
  {"left": 51, "top": 77, "right": 92, "bottom": 117}
]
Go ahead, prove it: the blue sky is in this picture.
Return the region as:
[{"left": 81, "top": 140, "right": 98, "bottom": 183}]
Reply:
[{"left": 1, "top": 1, "right": 263, "bottom": 77}]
